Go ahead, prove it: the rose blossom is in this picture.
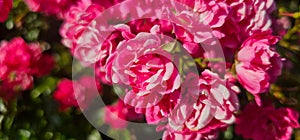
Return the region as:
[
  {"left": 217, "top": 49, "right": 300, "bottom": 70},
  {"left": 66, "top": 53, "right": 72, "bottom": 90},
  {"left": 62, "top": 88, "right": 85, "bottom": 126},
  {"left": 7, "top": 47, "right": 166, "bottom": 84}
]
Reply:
[
  {"left": 53, "top": 79, "right": 77, "bottom": 110},
  {"left": 53, "top": 76, "right": 101, "bottom": 111},
  {"left": 163, "top": 70, "right": 239, "bottom": 139},
  {"left": 176, "top": 0, "right": 277, "bottom": 59},
  {"left": 235, "top": 30, "right": 282, "bottom": 106},
  {"left": 66, "top": 0, "right": 228, "bottom": 128},
  {"left": 0, "top": 37, "right": 54, "bottom": 100},
  {"left": 59, "top": 2, "right": 104, "bottom": 50},
  {"left": 107, "top": 32, "right": 181, "bottom": 124},
  {"left": 223, "top": 0, "right": 276, "bottom": 44},
  {"left": 235, "top": 102, "right": 300, "bottom": 140},
  {"left": 0, "top": 0, "right": 12, "bottom": 22}
]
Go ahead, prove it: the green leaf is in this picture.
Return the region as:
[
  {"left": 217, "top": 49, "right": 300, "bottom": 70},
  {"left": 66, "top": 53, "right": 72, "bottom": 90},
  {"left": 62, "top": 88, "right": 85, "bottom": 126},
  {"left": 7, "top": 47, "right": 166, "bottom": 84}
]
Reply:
[
  {"left": 107, "top": 128, "right": 131, "bottom": 140},
  {"left": 31, "top": 76, "right": 58, "bottom": 98},
  {"left": 87, "top": 130, "right": 102, "bottom": 140},
  {"left": 18, "top": 129, "right": 31, "bottom": 139}
]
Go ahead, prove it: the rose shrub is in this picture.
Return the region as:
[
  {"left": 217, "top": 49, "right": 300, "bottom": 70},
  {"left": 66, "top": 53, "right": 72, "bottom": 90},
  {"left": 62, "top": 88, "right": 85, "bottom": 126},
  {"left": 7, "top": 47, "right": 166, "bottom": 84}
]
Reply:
[{"left": 0, "top": 0, "right": 299, "bottom": 139}]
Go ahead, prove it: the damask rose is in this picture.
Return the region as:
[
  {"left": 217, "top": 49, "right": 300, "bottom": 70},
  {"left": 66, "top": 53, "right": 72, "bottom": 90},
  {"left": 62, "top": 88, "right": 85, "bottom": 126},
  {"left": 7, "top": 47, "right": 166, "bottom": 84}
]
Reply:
[{"left": 235, "top": 30, "right": 282, "bottom": 105}]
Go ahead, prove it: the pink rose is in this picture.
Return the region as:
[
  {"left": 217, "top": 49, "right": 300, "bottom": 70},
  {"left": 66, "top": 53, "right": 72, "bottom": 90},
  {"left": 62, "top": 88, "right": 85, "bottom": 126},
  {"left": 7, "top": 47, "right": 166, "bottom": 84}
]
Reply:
[
  {"left": 0, "top": 0, "right": 12, "bottom": 22},
  {"left": 235, "top": 30, "right": 282, "bottom": 105},
  {"left": 225, "top": 0, "right": 276, "bottom": 38},
  {"left": 53, "top": 79, "right": 78, "bottom": 111},
  {"left": 0, "top": 37, "right": 54, "bottom": 100},
  {"left": 177, "top": 0, "right": 276, "bottom": 51},
  {"left": 235, "top": 102, "right": 300, "bottom": 140},
  {"left": 60, "top": 3, "right": 103, "bottom": 50},
  {"left": 163, "top": 70, "right": 239, "bottom": 139},
  {"left": 53, "top": 76, "right": 101, "bottom": 111},
  {"left": 107, "top": 33, "right": 181, "bottom": 124}
]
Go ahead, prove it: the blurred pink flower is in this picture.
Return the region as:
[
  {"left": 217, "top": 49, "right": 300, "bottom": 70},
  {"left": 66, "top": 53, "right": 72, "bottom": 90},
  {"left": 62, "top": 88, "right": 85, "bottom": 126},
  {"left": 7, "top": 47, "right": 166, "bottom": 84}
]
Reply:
[
  {"left": 235, "top": 102, "right": 300, "bottom": 140},
  {"left": 0, "top": 0, "right": 12, "bottom": 22},
  {"left": 53, "top": 79, "right": 77, "bottom": 110},
  {"left": 31, "top": 54, "right": 55, "bottom": 77},
  {"left": 0, "top": 37, "right": 54, "bottom": 100},
  {"left": 164, "top": 70, "right": 239, "bottom": 139},
  {"left": 104, "top": 100, "right": 144, "bottom": 129},
  {"left": 24, "top": 0, "right": 81, "bottom": 17},
  {"left": 273, "top": 16, "right": 291, "bottom": 36},
  {"left": 235, "top": 30, "right": 282, "bottom": 106},
  {"left": 53, "top": 76, "right": 101, "bottom": 111}
]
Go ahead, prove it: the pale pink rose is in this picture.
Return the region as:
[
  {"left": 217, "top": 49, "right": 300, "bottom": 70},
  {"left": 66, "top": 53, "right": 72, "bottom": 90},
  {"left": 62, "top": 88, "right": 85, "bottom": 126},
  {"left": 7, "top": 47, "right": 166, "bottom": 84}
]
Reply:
[
  {"left": 107, "top": 33, "right": 181, "bottom": 124},
  {"left": 163, "top": 70, "right": 239, "bottom": 139},
  {"left": 0, "top": 0, "right": 12, "bottom": 22},
  {"left": 60, "top": 3, "right": 103, "bottom": 50},
  {"left": 226, "top": 0, "right": 276, "bottom": 39},
  {"left": 235, "top": 30, "right": 282, "bottom": 105},
  {"left": 104, "top": 100, "right": 144, "bottom": 129},
  {"left": 235, "top": 102, "right": 300, "bottom": 140}
]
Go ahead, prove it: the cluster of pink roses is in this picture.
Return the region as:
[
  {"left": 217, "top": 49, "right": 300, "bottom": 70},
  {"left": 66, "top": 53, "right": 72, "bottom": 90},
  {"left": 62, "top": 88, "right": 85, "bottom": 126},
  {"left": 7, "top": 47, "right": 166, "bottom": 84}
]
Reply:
[
  {"left": 10, "top": 0, "right": 298, "bottom": 139},
  {"left": 0, "top": 37, "right": 54, "bottom": 100}
]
